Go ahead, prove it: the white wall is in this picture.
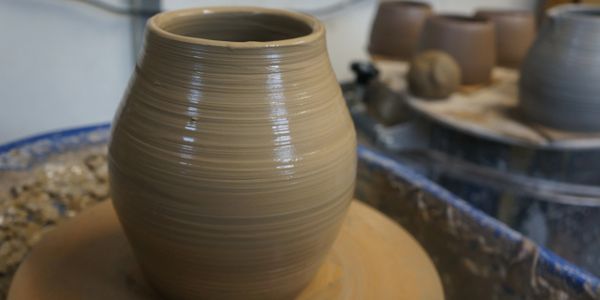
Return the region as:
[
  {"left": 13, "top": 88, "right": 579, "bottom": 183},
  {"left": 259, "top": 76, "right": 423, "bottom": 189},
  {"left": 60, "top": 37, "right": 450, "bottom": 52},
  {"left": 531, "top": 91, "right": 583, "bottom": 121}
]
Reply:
[
  {"left": 0, "top": 0, "right": 134, "bottom": 143},
  {"left": 0, "top": 0, "right": 536, "bottom": 143}
]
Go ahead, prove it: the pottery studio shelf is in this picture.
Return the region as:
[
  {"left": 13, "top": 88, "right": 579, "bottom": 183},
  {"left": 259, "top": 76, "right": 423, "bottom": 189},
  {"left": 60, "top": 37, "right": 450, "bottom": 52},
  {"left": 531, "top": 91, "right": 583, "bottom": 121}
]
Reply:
[{"left": 376, "top": 60, "right": 600, "bottom": 150}]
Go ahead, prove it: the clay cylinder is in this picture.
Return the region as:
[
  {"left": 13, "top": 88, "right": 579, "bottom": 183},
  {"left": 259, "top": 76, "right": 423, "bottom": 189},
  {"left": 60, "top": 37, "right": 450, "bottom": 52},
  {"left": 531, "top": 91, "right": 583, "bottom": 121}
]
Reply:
[
  {"left": 475, "top": 9, "right": 536, "bottom": 68},
  {"left": 108, "top": 7, "right": 356, "bottom": 300},
  {"left": 419, "top": 15, "right": 496, "bottom": 85},
  {"left": 368, "top": 1, "right": 433, "bottom": 60},
  {"left": 520, "top": 4, "right": 600, "bottom": 131}
]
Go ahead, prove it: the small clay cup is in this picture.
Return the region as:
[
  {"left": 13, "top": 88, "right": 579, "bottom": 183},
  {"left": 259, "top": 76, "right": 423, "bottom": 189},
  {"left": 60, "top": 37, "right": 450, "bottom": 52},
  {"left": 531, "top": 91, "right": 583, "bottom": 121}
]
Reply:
[
  {"left": 475, "top": 9, "right": 536, "bottom": 68},
  {"left": 419, "top": 14, "right": 496, "bottom": 85},
  {"left": 368, "top": 1, "right": 433, "bottom": 60}
]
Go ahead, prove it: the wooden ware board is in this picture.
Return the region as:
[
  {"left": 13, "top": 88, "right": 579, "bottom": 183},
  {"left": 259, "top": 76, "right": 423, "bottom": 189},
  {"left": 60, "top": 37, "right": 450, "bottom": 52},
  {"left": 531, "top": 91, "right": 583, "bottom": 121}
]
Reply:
[{"left": 8, "top": 200, "right": 444, "bottom": 300}]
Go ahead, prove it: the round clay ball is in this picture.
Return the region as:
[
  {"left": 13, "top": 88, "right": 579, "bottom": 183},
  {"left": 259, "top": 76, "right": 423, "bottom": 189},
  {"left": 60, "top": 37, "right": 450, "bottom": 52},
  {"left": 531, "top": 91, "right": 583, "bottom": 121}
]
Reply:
[{"left": 408, "top": 50, "right": 461, "bottom": 99}]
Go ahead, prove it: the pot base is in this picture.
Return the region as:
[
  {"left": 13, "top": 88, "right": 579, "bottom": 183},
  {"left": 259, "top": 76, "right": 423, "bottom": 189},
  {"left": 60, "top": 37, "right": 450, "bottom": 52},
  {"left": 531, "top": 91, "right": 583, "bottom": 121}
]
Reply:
[{"left": 8, "top": 200, "right": 443, "bottom": 300}]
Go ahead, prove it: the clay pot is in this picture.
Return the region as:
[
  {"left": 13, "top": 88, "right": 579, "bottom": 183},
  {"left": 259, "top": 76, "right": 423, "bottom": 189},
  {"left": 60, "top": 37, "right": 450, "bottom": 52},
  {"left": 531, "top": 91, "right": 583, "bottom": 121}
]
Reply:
[
  {"left": 475, "top": 9, "right": 536, "bottom": 68},
  {"left": 109, "top": 7, "right": 356, "bottom": 300},
  {"left": 520, "top": 4, "right": 600, "bottom": 132},
  {"left": 419, "top": 15, "right": 496, "bottom": 85},
  {"left": 368, "top": 1, "right": 433, "bottom": 60}
]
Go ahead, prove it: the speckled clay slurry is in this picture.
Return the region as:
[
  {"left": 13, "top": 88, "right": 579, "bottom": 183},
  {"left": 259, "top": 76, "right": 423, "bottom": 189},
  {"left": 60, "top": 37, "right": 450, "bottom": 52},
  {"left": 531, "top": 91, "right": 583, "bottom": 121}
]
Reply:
[{"left": 109, "top": 7, "right": 356, "bottom": 300}]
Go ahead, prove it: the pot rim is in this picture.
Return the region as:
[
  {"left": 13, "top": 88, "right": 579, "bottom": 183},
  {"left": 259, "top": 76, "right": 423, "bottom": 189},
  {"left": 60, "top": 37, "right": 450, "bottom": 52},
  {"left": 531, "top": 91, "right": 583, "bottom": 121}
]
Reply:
[
  {"left": 380, "top": 1, "right": 432, "bottom": 8},
  {"left": 148, "top": 6, "right": 324, "bottom": 49},
  {"left": 548, "top": 4, "right": 600, "bottom": 23},
  {"left": 427, "top": 14, "right": 492, "bottom": 27}
]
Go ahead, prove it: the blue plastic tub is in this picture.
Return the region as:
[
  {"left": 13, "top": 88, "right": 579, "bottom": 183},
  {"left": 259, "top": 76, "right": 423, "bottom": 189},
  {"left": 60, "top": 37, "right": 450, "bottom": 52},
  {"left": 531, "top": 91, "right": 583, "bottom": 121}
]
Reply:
[{"left": 1, "top": 124, "right": 599, "bottom": 299}]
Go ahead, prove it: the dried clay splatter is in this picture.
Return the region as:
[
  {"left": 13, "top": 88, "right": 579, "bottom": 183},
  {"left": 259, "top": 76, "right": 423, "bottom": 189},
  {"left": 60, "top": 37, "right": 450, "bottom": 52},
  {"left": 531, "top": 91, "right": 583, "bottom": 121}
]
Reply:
[{"left": 0, "top": 149, "right": 109, "bottom": 299}]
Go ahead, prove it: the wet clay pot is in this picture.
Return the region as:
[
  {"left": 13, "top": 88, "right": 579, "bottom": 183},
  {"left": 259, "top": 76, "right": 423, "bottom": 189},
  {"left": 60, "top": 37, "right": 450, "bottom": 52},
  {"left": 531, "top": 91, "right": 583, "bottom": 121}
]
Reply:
[
  {"left": 109, "top": 7, "right": 356, "bottom": 300},
  {"left": 520, "top": 4, "right": 600, "bottom": 131},
  {"left": 475, "top": 9, "right": 536, "bottom": 68},
  {"left": 419, "top": 15, "right": 496, "bottom": 85},
  {"left": 368, "top": 1, "right": 433, "bottom": 60}
]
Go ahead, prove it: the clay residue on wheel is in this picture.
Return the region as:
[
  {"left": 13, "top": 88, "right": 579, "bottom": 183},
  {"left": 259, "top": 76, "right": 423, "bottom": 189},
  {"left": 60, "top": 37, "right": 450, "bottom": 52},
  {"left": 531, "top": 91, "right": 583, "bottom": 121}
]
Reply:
[{"left": 0, "top": 147, "right": 109, "bottom": 298}]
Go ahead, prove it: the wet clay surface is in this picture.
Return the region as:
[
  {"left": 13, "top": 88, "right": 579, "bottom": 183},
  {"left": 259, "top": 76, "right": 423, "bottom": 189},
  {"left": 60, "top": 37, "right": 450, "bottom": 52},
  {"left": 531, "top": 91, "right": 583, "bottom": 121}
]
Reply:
[
  {"left": 7, "top": 200, "right": 444, "bottom": 300},
  {"left": 109, "top": 7, "right": 357, "bottom": 299}
]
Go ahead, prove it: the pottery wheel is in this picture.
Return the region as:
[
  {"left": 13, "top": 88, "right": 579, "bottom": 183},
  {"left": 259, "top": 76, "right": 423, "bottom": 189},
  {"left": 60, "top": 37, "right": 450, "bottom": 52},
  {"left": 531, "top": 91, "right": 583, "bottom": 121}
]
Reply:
[{"left": 8, "top": 200, "right": 444, "bottom": 300}]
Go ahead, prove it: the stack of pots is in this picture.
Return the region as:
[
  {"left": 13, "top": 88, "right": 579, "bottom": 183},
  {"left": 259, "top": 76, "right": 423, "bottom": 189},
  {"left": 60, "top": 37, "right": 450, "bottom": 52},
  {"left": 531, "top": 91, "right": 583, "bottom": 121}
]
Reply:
[
  {"left": 369, "top": 1, "right": 600, "bottom": 132},
  {"left": 368, "top": 1, "right": 536, "bottom": 85}
]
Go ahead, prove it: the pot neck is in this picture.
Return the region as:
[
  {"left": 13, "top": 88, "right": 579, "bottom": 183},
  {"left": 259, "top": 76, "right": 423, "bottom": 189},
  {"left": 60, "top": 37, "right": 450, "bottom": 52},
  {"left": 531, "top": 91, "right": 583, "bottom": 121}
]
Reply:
[
  {"left": 547, "top": 4, "right": 600, "bottom": 29},
  {"left": 137, "top": 7, "right": 328, "bottom": 73},
  {"left": 135, "top": 30, "right": 330, "bottom": 96},
  {"left": 135, "top": 22, "right": 331, "bottom": 93}
]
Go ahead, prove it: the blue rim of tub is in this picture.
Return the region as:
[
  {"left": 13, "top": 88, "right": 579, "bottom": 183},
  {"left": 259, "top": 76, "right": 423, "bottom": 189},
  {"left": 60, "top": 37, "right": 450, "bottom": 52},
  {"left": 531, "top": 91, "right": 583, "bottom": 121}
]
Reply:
[
  {"left": 358, "top": 146, "right": 600, "bottom": 294},
  {"left": 0, "top": 123, "right": 111, "bottom": 156},
  {"left": 0, "top": 123, "right": 599, "bottom": 294}
]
